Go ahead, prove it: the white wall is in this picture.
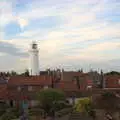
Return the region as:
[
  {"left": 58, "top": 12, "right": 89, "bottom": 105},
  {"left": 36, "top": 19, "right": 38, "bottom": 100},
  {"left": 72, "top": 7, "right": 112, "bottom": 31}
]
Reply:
[{"left": 29, "top": 47, "right": 39, "bottom": 76}]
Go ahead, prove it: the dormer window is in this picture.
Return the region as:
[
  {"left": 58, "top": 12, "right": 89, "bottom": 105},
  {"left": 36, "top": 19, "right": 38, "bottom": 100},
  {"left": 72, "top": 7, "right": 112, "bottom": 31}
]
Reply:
[{"left": 32, "top": 43, "right": 37, "bottom": 49}]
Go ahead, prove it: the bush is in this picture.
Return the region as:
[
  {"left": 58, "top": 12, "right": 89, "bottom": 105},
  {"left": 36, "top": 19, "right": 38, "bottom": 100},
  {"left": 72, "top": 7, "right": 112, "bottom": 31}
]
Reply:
[
  {"left": 102, "top": 92, "right": 115, "bottom": 98},
  {"left": 36, "top": 88, "right": 66, "bottom": 116},
  {"left": 74, "top": 97, "right": 91, "bottom": 113},
  {"left": 0, "top": 111, "right": 17, "bottom": 120},
  {"left": 0, "top": 107, "right": 20, "bottom": 120},
  {"left": 6, "top": 108, "right": 21, "bottom": 118},
  {"left": 0, "top": 102, "right": 9, "bottom": 116},
  {"left": 0, "top": 109, "right": 6, "bottom": 116},
  {"left": 29, "top": 108, "right": 44, "bottom": 116},
  {"left": 55, "top": 108, "right": 73, "bottom": 117}
]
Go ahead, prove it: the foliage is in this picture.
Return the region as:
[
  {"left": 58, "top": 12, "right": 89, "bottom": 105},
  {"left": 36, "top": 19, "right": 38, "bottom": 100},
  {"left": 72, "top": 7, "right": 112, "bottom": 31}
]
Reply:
[
  {"left": 7, "top": 108, "right": 21, "bottom": 118},
  {"left": 29, "top": 108, "right": 44, "bottom": 116},
  {"left": 0, "top": 102, "right": 9, "bottom": 116},
  {"left": 55, "top": 108, "right": 73, "bottom": 117},
  {"left": 0, "top": 112, "right": 16, "bottom": 120},
  {"left": 36, "top": 88, "right": 66, "bottom": 117},
  {"left": 102, "top": 92, "right": 116, "bottom": 97},
  {"left": 74, "top": 98, "right": 91, "bottom": 113},
  {"left": 20, "top": 69, "right": 29, "bottom": 76},
  {"left": 10, "top": 71, "right": 17, "bottom": 76},
  {"left": 105, "top": 71, "right": 120, "bottom": 75},
  {"left": 74, "top": 97, "right": 96, "bottom": 118},
  {"left": 0, "top": 107, "right": 20, "bottom": 120}
]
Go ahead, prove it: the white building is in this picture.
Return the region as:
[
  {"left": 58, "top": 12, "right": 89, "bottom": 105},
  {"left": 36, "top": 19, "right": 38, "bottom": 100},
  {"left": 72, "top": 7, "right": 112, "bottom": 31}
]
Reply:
[{"left": 29, "top": 41, "right": 39, "bottom": 76}]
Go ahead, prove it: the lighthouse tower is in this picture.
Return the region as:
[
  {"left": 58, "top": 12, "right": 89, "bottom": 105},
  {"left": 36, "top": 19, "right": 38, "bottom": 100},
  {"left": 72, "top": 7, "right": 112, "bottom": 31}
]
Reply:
[{"left": 29, "top": 41, "right": 39, "bottom": 76}]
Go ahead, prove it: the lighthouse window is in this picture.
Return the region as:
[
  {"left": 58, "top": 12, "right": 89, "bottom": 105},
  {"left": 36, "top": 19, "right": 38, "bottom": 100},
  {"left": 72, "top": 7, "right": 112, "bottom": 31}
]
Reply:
[{"left": 32, "top": 43, "right": 37, "bottom": 49}]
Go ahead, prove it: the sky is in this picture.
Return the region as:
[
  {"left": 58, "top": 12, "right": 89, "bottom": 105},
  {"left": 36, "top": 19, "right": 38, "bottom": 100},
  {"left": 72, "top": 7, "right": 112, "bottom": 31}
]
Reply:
[{"left": 0, "top": 0, "right": 120, "bottom": 73}]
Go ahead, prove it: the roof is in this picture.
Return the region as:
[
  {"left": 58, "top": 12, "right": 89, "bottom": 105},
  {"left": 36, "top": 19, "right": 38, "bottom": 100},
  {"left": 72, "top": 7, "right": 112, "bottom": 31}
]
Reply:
[
  {"left": 55, "top": 81, "right": 78, "bottom": 91},
  {"left": 8, "top": 75, "right": 52, "bottom": 86},
  {"left": 61, "top": 71, "right": 91, "bottom": 81},
  {"left": 104, "top": 75, "right": 120, "bottom": 88}
]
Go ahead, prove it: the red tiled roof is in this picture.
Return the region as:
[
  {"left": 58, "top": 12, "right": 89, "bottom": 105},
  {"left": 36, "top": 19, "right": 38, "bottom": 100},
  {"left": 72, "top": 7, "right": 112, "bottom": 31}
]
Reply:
[
  {"left": 56, "top": 81, "right": 78, "bottom": 91},
  {"left": 8, "top": 75, "right": 52, "bottom": 86},
  {"left": 62, "top": 71, "right": 86, "bottom": 77},
  {"left": 61, "top": 71, "right": 90, "bottom": 81},
  {"left": 104, "top": 75, "right": 120, "bottom": 88}
]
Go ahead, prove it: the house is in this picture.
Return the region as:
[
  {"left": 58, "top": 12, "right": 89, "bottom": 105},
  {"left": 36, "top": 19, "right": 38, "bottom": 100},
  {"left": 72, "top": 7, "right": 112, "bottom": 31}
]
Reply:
[
  {"left": 104, "top": 75, "right": 120, "bottom": 89},
  {"left": 0, "top": 76, "right": 8, "bottom": 101},
  {"left": 7, "top": 75, "right": 52, "bottom": 107},
  {"left": 1, "top": 70, "right": 119, "bottom": 108},
  {"left": 0, "top": 70, "right": 95, "bottom": 107},
  {"left": 60, "top": 71, "right": 93, "bottom": 90}
]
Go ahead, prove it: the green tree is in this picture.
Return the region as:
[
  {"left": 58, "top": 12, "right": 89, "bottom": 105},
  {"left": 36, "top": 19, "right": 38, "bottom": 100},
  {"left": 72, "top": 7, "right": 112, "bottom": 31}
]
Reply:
[
  {"left": 20, "top": 69, "right": 29, "bottom": 76},
  {"left": 105, "top": 71, "right": 120, "bottom": 75},
  {"left": 10, "top": 71, "right": 17, "bottom": 76},
  {"left": 36, "top": 88, "right": 65, "bottom": 118},
  {"left": 24, "top": 69, "right": 29, "bottom": 76}
]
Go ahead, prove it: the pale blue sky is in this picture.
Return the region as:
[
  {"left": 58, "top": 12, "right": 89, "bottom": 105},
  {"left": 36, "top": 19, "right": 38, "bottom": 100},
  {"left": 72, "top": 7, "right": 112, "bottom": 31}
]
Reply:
[{"left": 0, "top": 0, "right": 120, "bottom": 72}]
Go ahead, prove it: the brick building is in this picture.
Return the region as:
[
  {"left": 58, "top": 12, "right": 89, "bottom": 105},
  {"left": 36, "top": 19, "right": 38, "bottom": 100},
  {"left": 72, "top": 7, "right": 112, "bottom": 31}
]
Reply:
[
  {"left": 0, "top": 71, "right": 120, "bottom": 108},
  {"left": 104, "top": 75, "right": 120, "bottom": 89}
]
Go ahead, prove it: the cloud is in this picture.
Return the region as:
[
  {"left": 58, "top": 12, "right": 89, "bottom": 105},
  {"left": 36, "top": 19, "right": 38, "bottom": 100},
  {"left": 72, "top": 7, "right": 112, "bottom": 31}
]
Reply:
[
  {"left": 0, "top": 0, "right": 120, "bottom": 72},
  {"left": 0, "top": 55, "right": 28, "bottom": 72},
  {"left": 82, "top": 42, "right": 120, "bottom": 53},
  {"left": 16, "top": 17, "right": 28, "bottom": 29},
  {"left": 0, "top": 0, "right": 28, "bottom": 29},
  {"left": 0, "top": 0, "right": 14, "bottom": 27},
  {"left": 0, "top": 41, "right": 28, "bottom": 57},
  {"left": 66, "top": 41, "right": 120, "bottom": 61}
]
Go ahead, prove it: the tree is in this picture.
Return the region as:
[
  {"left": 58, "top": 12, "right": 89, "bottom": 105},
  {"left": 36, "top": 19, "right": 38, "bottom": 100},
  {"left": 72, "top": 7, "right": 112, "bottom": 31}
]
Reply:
[
  {"left": 74, "top": 97, "right": 96, "bottom": 119},
  {"left": 10, "top": 71, "right": 17, "bottom": 76},
  {"left": 20, "top": 69, "right": 29, "bottom": 76},
  {"left": 105, "top": 71, "right": 120, "bottom": 75},
  {"left": 24, "top": 69, "right": 29, "bottom": 76},
  {"left": 74, "top": 98, "right": 91, "bottom": 113},
  {"left": 36, "top": 88, "right": 66, "bottom": 118}
]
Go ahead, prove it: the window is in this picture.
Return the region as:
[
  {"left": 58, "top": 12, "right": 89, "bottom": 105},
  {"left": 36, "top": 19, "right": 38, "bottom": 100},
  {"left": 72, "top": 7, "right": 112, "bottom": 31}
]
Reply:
[
  {"left": 32, "top": 43, "right": 37, "bottom": 49},
  {"left": 28, "top": 86, "right": 32, "bottom": 91},
  {"left": 118, "top": 79, "right": 120, "bottom": 85},
  {"left": 44, "top": 86, "right": 48, "bottom": 89},
  {"left": 17, "top": 86, "right": 21, "bottom": 91}
]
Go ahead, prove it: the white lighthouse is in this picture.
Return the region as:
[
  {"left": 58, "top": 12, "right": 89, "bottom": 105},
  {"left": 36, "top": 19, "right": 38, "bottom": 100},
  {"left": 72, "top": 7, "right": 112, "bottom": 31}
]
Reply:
[{"left": 29, "top": 41, "right": 39, "bottom": 76}]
